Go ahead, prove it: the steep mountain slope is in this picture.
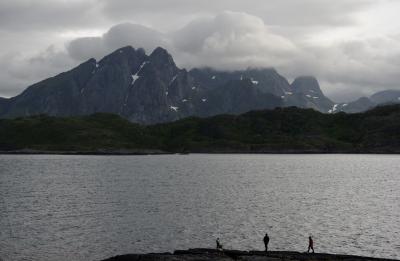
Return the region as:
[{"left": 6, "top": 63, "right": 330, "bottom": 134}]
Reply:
[
  {"left": 0, "top": 97, "right": 8, "bottom": 112},
  {"left": 329, "top": 90, "right": 400, "bottom": 114},
  {"left": 286, "top": 76, "right": 334, "bottom": 112},
  {"left": 203, "top": 79, "right": 283, "bottom": 116},
  {"left": 189, "top": 67, "right": 292, "bottom": 96},
  {"left": 332, "top": 97, "right": 375, "bottom": 113},
  {"left": 370, "top": 90, "right": 400, "bottom": 104}
]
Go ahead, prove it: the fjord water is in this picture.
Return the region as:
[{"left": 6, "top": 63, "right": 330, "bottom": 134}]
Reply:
[{"left": 0, "top": 155, "right": 399, "bottom": 261}]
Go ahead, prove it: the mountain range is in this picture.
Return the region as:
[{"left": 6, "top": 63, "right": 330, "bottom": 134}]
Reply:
[{"left": 0, "top": 46, "right": 399, "bottom": 124}]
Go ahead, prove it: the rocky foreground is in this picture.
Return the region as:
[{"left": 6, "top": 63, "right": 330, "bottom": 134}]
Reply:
[{"left": 101, "top": 248, "right": 398, "bottom": 261}]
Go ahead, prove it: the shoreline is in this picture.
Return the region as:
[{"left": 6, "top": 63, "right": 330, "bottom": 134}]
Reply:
[
  {"left": 0, "top": 149, "right": 171, "bottom": 156},
  {"left": 101, "top": 248, "right": 399, "bottom": 261},
  {"left": 1, "top": 149, "right": 400, "bottom": 156}
]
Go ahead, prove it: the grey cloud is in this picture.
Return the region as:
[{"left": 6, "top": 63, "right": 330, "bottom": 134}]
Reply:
[
  {"left": 100, "top": 0, "right": 373, "bottom": 27},
  {"left": 282, "top": 36, "right": 400, "bottom": 101},
  {"left": 0, "top": 0, "right": 103, "bottom": 31},
  {"left": 170, "top": 11, "right": 298, "bottom": 70},
  {"left": 67, "top": 12, "right": 299, "bottom": 70},
  {"left": 0, "top": 0, "right": 102, "bottom": 31},
  {"left": 0, "top": 46, "right": 74, "bottom": 97},
  {"left": 169, "top": 11, "right": 400, "bottom": 101},
  {"left": 66, "top": 37, "right": 105, "bottom": 61},
  {"left": 67, "top": 23, "right": 168, "bottom": 61},
  {"left": 318, "top": 38, "right": 400, "bottom": 88}
]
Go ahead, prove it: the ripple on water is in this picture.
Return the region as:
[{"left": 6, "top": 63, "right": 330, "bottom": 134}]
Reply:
[{"left": 0, "top": 154, "right": 399, "bottom": 261}]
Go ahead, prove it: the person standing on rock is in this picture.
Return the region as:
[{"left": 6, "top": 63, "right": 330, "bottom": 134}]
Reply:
[
  {"left": 216, "top": 238, "right": 223, "bottom": 251},
  {"left": 263, "top": 233, "right": 270, "bottom": 252},
  {"left": 307, "top": 236, "right": 314, "bottom": 253}
]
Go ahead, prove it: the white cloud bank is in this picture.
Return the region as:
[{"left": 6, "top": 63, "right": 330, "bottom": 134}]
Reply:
[{"left": 171, "top": 11, "right": 298, "bottom": 70}]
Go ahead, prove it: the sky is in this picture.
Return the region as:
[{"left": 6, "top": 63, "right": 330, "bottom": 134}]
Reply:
[{"left": 1, "top": 0, "right": 400, "bottom": 102}]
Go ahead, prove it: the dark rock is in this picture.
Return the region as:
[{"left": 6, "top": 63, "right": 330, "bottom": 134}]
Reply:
[
  {"left": 202, "top": 79, "right": 283, "bottom": 116},
  {"left": 288, "top": 76, "right": 334, "bottom": 113},
  {"left": 0, "top": 97, "right": 9, "bottom": 114},
  {"left": 336, "top": 97, "right": 376, "bottom": 114},
  {"left": 370, "top": 90, "right": 400, "bottom": 105},
  {"left": 101, "top": 249, "right": 399, "bottom": 261},
  {"left": 329, "top": 90, "right": 400, "bottom": 114},
  {"left": 189, "top": 67, "right": 292, "bottom": 97},
  {"left": 291, "top": 76, "right": 324, "bottom": 96}
]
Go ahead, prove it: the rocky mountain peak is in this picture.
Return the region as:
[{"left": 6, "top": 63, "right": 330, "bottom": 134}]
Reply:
[
  {"left": 98, "top": 46, "right": 147, "bottom": 68},
  {"left": 291, "top": 76, "right": 324, "bottom": 96},
  {"left": 150, "top": 47, "right": 176, "bottom": 67}
]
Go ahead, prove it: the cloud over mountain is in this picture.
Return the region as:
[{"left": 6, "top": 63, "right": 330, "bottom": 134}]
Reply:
[
  {"left": 67, "top": 23, "right": 168, "bottom": 61},
  {"left": 1, "top": 0, "right": 400, "bottom": 103},
  {"left": 65, "top": 11, "right": 298, "bottom": 71},
  {"left": 170, "top": 11, "right": 298, "bottom": 70},
  {"left": 62, "top": 11, "right": 400, "bottom": 101}
]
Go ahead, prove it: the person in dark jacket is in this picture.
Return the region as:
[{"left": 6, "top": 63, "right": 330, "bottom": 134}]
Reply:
[
  {"left": 307, "top": 236, "right": 314, "bottom": 253},
  {"left": 216, "top": 238, "right": 223, "bottom": 250},
  {"left": 263, "top": 233, "right": 270, "bottom": 252}
]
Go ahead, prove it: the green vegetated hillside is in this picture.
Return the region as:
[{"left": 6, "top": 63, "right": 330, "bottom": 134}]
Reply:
[{"left": 1, "top": 105, "right": 400, "bottom": 153}]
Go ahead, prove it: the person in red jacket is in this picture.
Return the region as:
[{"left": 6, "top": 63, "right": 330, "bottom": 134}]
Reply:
[{"left": 307, "top": 236, "right": 314, "bottom": 253}]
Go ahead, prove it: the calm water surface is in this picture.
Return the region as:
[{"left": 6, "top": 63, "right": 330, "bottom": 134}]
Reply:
[{"left": 0, "top": 154, "right": 399, "bottom": 261}]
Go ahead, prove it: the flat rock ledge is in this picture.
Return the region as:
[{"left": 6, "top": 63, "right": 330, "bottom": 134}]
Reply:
[{"left": 101, "top": 248, "right": 398, "bottom": 261}]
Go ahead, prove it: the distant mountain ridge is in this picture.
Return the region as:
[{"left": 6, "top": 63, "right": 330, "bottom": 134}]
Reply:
[
  {"left": 0, "top": 45, "right": 398, "bottom": 124},
  {"left": 328, "top": 90, "right": 400, "bottom": 114}
]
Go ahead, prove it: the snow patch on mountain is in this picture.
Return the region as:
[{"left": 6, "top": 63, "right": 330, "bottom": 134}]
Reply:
[
  {"left": 131, "top": 61, "right": 149, "bottom": 85},
  {"left": 131, "top": 75, "right": 139, "bottom": 85},
  {"left": 170, "top": 74, "right": 178, "bottom": 85},
  {"left": 131, "top": 61, "right": 148, "bottom": 85},
  {"left": 328, "top": 104, "right": 339, "bottom": 113},
  {"left": 251, "top": 79, "right": 259, "bottom": 85},
  {"left": 170, "top": 106, "right": 178, "bottom": 111}
]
